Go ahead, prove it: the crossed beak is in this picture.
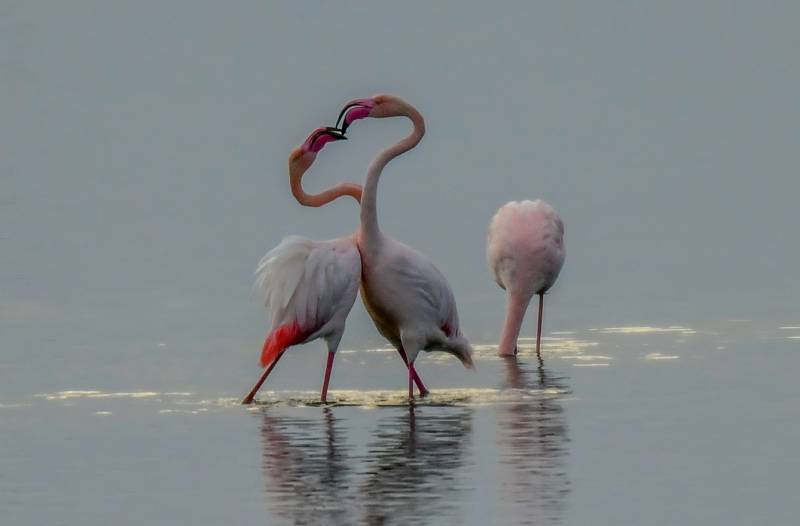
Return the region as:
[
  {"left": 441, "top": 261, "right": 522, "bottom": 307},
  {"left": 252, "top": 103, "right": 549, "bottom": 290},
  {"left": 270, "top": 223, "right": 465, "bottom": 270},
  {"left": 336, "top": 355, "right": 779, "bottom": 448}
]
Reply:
[
  {"left": 318, "top": 126, "right": 347, "bottom": 142},
  {"left": 335, "top": 98, "right": 374, "bottom": 133},
  {"left": 303, "top": 126, "right": 347, "bottom": 153}
]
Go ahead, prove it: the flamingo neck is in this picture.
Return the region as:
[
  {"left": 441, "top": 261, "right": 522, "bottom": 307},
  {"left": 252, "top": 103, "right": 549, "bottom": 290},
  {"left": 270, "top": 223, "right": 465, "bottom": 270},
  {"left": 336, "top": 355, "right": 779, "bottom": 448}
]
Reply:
[
  {"left": 358, "top": 106, "right": 425, "bottom": 250},
  {"left": 290, "top": 161, "right": 362, "bottom": 207},
  {"left": 498, "top": 291, "right": 533, "bottom": 356}
]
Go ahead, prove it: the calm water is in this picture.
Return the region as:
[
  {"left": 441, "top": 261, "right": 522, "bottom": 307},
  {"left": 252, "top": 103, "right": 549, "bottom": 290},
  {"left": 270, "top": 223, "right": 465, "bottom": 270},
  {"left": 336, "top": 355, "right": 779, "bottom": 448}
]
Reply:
[{"left": 2, "top": 321, "right": 799, "bottom": 525}]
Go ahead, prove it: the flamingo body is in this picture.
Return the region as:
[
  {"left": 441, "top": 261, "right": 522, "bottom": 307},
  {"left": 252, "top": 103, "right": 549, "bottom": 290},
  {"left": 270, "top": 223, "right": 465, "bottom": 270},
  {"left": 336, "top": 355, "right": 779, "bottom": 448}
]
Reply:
[
  {"left": 488, "top": 200, "right": 564, "bottom": 296},
  {"left": 255, "top": 234, "right": 361, "bottom": 366},
  {"left": 337, "top": 94, "right": 474, "bottom": 389},
  {"left": 358, "top": 236, "right": 470, "bottom": 365},
  {"left": 487, "top": 200, "right": 565, "bottom": 356}
]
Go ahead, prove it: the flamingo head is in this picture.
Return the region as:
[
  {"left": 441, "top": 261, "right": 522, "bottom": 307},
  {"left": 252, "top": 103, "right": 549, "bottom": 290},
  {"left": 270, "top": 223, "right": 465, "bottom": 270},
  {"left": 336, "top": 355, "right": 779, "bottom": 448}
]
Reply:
[
  {"left": 335, "top": 94, "right": 410, "bottom": 132},
  {"left": 443, "top": 335, "right": 476, "bottom": 371},
  {"left": 289, "top": 127, "right": 347, "bottom": 170}
]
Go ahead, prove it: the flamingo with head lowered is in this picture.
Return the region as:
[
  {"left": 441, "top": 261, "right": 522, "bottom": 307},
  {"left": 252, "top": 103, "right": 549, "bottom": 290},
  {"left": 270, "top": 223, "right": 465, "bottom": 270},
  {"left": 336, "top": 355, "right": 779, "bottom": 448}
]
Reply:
[
  {"left": 335, "top": 94, "right": 474, "bottom": 400},
  {"left": 487, "top": 200, "right": 565, "bottom": 357}
]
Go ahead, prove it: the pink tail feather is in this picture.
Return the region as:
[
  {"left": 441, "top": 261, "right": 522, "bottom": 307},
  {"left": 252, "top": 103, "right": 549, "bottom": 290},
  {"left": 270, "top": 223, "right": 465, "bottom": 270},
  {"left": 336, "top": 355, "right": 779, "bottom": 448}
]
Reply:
[{"left": 260, "top": 321, "right": 306, "bottom": 368}]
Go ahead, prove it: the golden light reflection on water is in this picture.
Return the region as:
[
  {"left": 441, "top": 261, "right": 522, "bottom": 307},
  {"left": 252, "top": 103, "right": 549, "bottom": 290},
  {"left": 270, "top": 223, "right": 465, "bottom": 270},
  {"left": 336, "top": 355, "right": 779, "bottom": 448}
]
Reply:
[
  {"left": 560, "top": 354, "right": 612, "bottom": 361},
  {"left": 644, "top": 352, "right": 680, "bottom": 361},
  {"left": 158, "top": 408, "right": 209, "bottom": 415},
  {"left": 34, "top": 390, "right": 193, "bottom": 400},
  {"left": 250, "top": 387, "right": 568, "bottom": 408},
  {"left": 29, "top": 322, "right": 773, "bottom": 415},
  {"left": 598, "top": 325, "right": 696, "bottom": 334},
  {"left": 469, "top": 336, "right": 601, "bottom": 367},
  {"left": 27, "top": 385, "right": 572, "bottom": 412}
]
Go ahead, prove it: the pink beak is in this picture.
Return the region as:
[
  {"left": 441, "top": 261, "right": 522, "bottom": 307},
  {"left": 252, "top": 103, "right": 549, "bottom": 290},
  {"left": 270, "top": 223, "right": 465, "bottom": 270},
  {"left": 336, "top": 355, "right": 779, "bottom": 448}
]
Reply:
[
  {"left": 335, "top": 98, "right": 375, "bottom": 132},
  {"left": 301, "top": 127, "right": 347, "bottom": 153}
]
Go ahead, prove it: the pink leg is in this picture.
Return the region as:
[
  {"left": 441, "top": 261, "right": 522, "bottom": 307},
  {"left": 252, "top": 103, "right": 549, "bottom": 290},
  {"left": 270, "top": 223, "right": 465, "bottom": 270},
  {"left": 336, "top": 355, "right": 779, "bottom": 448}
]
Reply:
[
  {"left": 408, "top": 362, "right": 417, "bottom": 401},
  {"left": 321, "top": 351, "right": 335, "bottom": 404},
  {"left": 397, "top": 347, "right": 429, "bottom": 396},
  {"left": 242, "top": 350, "right": 286, "bottom": 404},
  {"left": 536, "top": 293, "right": 544, "bottom": 358}
]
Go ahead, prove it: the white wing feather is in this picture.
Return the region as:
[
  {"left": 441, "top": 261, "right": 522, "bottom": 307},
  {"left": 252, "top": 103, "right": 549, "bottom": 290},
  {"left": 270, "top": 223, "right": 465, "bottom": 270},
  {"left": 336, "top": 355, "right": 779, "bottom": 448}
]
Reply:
[{"left": 255, "top": 235, "right": 361, "bottom": 339}]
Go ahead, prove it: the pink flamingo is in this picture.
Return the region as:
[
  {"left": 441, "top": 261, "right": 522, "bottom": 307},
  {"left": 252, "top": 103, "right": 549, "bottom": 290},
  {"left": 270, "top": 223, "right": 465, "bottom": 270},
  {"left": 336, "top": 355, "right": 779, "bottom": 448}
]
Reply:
[
  {"left": 336, "top": 94, "right": 474, "bottom": 400},
  {"left": 487, "top": 200, "right": 565, "bottom": 357},
  {"left": 242, "top": 128, "right": 360, "bottom": 404}
]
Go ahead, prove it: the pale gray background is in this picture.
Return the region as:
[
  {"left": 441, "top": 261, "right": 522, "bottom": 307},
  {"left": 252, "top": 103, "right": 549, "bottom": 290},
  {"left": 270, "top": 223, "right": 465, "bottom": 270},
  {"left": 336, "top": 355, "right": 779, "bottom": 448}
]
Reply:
[{"left": 2, "top": 1, "right": 799, "bottom": 377}]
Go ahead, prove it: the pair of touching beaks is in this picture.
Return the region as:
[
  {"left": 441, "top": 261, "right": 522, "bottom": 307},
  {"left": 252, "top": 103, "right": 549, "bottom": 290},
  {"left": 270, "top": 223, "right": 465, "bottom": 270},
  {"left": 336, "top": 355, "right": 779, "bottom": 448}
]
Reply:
[{"left": 303, "top": 99, "right": 375, "bottom": 153}]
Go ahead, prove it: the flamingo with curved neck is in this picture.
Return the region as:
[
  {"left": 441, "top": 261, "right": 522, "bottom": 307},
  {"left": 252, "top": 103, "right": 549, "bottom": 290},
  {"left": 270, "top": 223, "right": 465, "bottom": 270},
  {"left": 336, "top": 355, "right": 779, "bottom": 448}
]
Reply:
[
  {"left": 336, "top": 94, "right": 474, "bottom": 400},
  {"left": 289, "top": 125, "right": 430, "bottom": 396},
  {"left": 289, "top": 128, "right": 363, "bottom": 207},
  {"left": 243, "top": 128, "right": 363, "bottom": 405}
]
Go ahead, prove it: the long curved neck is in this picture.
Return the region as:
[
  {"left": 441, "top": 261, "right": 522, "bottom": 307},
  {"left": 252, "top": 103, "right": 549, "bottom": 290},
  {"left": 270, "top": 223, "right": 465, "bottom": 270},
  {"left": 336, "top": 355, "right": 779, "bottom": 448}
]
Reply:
[
  {"left": 290, "top": 161, "right": 362, "bottom": 207},
  {"left": 498, "top": 290, "right": 534, "bottom": 356},
  {"left": 359, "top": 107, "right": 425, "bottom": 248}
]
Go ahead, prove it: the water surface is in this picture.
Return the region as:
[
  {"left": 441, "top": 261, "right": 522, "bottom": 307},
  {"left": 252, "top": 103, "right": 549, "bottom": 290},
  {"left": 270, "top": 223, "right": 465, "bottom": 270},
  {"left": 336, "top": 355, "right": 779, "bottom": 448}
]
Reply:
[{"left": 2, "top": 322, "right": 799, "bottom": 525}]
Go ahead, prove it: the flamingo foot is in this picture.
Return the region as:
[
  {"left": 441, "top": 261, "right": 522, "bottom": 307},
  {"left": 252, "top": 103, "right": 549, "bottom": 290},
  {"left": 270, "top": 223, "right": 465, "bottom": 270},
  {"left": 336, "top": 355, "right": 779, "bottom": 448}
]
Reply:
[
  {"left": 397, "top": 347, "right": 429, "bottom": 396},
  {"left": 242, "top": 350, "right": 286, "bottom": 404},
  {"left": 498, "top": 347, "right": 518, "bottom": 358}
]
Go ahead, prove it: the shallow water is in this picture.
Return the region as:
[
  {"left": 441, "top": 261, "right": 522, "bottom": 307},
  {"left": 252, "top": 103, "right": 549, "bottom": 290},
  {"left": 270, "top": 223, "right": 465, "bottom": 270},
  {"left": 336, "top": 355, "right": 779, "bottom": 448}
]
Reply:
[{"left": 2, "top": 322, "right": 799, "bottom": 525}]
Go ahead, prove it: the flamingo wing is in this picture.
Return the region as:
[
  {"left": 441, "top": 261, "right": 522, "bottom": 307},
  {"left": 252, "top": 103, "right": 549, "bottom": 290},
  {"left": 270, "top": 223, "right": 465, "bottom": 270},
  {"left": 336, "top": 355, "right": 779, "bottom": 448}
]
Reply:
[
  {"left": 380, "top": 241, "right": 462, "bottom": 337},
  {"left": 254, "top": 235, "right": 361, "bottom": 366}
]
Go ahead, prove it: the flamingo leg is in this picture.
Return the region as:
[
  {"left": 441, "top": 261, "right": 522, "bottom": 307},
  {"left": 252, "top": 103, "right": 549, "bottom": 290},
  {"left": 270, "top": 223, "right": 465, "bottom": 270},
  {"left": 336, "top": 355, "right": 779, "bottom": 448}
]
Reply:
[
  {"left": 536, "top": 292, "right": 544, "bottom": 358},
  {"left": 397, "top": 347, "right": 429, "bottom": 396},
  {"left": 408, "top": 361, "right": 418, "bottom": 401},
  {"left": 320, "top": 351, "right": 335, "bottom": 404},
  {"left": 242, "top": 350, "right": 286, "bottom": 404}
]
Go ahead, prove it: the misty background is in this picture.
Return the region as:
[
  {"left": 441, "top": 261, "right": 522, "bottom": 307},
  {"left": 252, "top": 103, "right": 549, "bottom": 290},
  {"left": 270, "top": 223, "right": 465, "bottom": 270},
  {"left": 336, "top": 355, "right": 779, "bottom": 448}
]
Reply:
[{"left": 2, "top": 1, "right": 798, "bottom": 394}]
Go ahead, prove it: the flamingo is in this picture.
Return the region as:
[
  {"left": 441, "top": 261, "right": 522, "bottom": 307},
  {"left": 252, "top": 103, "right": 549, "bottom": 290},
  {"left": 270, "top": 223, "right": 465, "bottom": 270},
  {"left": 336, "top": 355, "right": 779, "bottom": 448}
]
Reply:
[
  {"left": 487, "top": 200, "right": 565, "bottom": 357},
  {"left": 242, "top": 127, "right": 428, "bottom": 404},
  {"left": 242, "top": 127, "right": 360, "bottom": 404},
  {"left": 335, "top": 94, "right": 474, "bottom": 400}
]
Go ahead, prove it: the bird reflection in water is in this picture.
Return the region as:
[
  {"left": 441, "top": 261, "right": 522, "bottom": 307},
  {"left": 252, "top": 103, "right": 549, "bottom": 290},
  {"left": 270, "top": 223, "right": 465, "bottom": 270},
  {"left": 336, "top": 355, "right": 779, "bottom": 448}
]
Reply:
[
  {"left": 498, "top": 353, "right": 570, "bottom": 525},
  {"left": 257, "top": 358, "right": 567, "bottom": 525},
  {"left": 259, "top": 405, "right": 473, "bottom": 525},
  {"left": 359, "top": 406, "right": 473, "bottom": 524},
  {"left": 260, "top": 408, "right": 357, "bottom": 525}
]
